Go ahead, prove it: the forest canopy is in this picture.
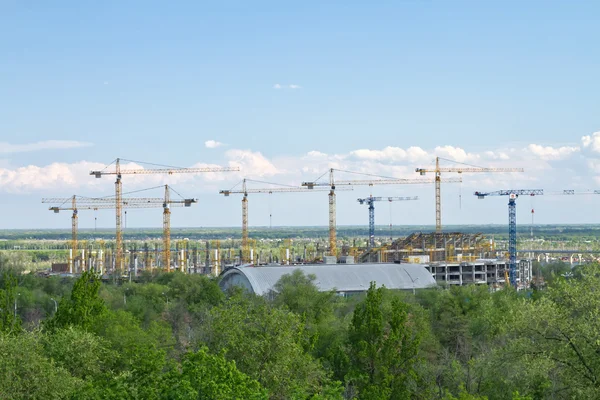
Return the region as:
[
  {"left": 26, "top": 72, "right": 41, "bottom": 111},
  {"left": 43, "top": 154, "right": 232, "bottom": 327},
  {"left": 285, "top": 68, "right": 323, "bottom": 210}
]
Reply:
[{"left": 0, "top": 254, "right": 597, "bottom": 399}]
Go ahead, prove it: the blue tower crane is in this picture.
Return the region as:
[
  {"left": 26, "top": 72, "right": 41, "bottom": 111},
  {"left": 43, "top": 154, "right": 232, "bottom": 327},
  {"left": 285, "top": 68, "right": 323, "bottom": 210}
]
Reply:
[
  {"left": 357, "top": 195, "right": 418, "bottom": 248},
  {"left": 474, "top": 189, "right": 543, "bottom": 287}
]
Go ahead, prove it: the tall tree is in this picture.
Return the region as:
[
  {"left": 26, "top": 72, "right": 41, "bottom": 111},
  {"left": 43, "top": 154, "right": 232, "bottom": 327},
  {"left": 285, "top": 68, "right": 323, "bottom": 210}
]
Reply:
[
  {"left": 46, "top": 271, "right": 107, "bottom": 331},
  {"left": 0, "top": 270, "right": 21, "bottom": 333},
  {"left": 347, "top": 282, "right": 421, "bottom": 399}
]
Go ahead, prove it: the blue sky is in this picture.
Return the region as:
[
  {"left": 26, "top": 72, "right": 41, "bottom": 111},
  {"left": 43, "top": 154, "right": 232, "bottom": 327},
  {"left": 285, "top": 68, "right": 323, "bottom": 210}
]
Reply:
[{"left": 1, "top": 0, "right": 599, "bottom": 230}]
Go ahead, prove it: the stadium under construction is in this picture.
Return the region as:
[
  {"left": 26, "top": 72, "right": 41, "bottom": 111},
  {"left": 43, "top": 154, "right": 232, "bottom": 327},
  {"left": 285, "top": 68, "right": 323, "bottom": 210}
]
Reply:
[
  {"left": 358, "top": 232, "right": 532, "bottom": 290},
  {"left": 48, "top": 231, "right": 533, "bottom": 291}
]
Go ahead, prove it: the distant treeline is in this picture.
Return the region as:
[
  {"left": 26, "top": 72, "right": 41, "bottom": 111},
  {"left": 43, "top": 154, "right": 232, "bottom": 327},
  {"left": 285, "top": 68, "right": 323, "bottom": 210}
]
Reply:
[{"left": 2, "top": 225, "right": 600, "bottom": 241}]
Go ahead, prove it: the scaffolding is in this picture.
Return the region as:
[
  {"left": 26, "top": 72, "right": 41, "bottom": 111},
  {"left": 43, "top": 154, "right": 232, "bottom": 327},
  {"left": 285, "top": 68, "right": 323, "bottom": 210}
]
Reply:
[{"left": 359, "top": 232, "right": 493, "bottom": 263}]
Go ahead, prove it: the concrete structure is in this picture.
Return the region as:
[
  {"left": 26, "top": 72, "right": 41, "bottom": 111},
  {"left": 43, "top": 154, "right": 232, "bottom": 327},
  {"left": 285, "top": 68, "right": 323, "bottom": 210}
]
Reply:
[
  {"left": 425, "top": 259, "right": 532, "bottom": 290},
  {"left": 219, "top": 263, "right": 437, "bottom": 296}
]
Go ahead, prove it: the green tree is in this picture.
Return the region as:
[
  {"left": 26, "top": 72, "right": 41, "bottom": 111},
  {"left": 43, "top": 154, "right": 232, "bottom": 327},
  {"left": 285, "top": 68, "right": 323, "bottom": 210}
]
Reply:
[
  {"left": 540, "top": 261, "right": 571, "bottom": 286},
  {"left": 162, "top": 346, "right": 269, "bottom": 399},
  {"left": 201, "top": 295, "right": 343, "bottom": 399},
  {"left": 347, "top": 282, "right": 421, "bottom": 399},
  {"left": 0, "top": 270, "right": 21, "bottom": 333},
  {"left": 88, "top": 310, "right": 173, "bottom": 399},
  {"left": 42, "top": 326, "right": 110, "bottom": 381},
  {"left": 46, "top": 271, "right": 106, "bottom": 331},
  {"left": 272, "top": 270, "right": 336, "bottom": 325},
  {"left": 0, "top": 332, "right": 80, "bottom": 399},
  {"left": 502, "top": 264, "right": 600, "bottom": 398}
]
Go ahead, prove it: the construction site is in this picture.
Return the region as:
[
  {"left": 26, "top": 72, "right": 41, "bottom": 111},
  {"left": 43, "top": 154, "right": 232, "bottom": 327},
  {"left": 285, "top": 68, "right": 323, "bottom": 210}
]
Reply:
[{"left": 38, "top": 156, "right": 590, "bottom": 291}]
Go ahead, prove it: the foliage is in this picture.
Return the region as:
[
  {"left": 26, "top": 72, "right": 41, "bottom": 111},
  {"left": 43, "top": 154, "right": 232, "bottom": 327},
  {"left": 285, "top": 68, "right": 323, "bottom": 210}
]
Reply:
[
  {"left": 0, "top": 270, "right": 21, "bottom": 333},
  {"left": 0, "top": 255, "right": 600, "bottom": 399},
  {"left": 503, "top": 264, "right": 600, "bottom": 398},
  {"left": 46, "top": 270, "right": 107, "bottom": 331},
  {"left": 346, "top": 282, "right": 421, "bottom": 399},
  {"left": 200, "top": 294, "right": 343, "bottom": 399},
  {"left": 162, "top": 346, "right": 269, "bottom": 399},
  {"left": 0, "top": 332, "right": 81, "bottom": 399}
]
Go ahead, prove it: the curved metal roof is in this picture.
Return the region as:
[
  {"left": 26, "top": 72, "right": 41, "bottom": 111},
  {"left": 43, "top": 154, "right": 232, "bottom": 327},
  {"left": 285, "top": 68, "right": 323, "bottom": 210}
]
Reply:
[{"left": 219, "top": 263, "right": 436, "bottom": 295}]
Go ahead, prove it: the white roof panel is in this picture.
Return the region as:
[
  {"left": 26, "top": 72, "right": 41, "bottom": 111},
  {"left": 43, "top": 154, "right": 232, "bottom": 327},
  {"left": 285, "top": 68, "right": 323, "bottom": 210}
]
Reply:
[{"left": 219, "top": 263, "right": 437, "bottom": 295}]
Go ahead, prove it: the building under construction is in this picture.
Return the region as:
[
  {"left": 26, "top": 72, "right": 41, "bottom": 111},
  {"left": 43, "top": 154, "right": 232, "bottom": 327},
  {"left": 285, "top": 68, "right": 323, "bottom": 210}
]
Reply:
[{"left": 359, "top": 232, "right": 532, "bottom": 289}]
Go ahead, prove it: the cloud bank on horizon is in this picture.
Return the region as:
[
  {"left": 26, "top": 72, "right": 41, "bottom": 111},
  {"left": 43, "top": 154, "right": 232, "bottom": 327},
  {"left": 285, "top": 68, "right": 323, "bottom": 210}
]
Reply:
[{"left": 0, "top": 132, "right": 598, "bottom": 196}]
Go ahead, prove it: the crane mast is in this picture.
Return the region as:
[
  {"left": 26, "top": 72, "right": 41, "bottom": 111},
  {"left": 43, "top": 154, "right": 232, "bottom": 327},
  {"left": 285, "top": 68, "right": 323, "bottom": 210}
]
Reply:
[
  {"left": 417, "top": 157, "right": 524, "bottom": 232},
  {"left": 115, "top": 159, "right": 123, "bottom": 274},
  {"left": 435, "top": 157, "right": 441, "bottom": 234},
  {"left": 328, "top": 169, "right": 336, "bottom": 257},
  {"left": 163, "top": 185, "right": 171, "bottom": 271},
  {"left": 71, "top": 196, "right": 77, "bottom": 267},
  {"left": 242, "top": 193, "right": 249, "bottom": 262}
]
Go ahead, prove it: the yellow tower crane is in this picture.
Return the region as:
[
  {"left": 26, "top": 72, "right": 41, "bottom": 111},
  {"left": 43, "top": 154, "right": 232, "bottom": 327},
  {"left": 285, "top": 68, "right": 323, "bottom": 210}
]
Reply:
[
  {"left": 302, "top": 168, "right": 462, "bottom": 257},
  {"left": 43, "top": 185, "right": 196, "bottom": 274},
  {"left": 415, "top": 157, "right": 524, "bottom": 233},
  {"left": 90, "top": 158, "right": 238, "bottom": 274},
  {"left": 220, "top": 178, "right": 351, "bottom": 263}
]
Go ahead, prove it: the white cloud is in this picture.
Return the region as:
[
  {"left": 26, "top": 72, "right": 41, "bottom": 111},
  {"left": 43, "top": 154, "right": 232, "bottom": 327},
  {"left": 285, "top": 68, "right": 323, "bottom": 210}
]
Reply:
[
  {"left": 304, "top": 151, "right": 328, "bottom": 158},
  {"left": 225, "top": 149, "right": 280, "bottom": 177},
  {"left": 483, "top": 151, "right": 510, "bottom": 160},
  {"left": 273, "top": 84, "right": 302, "bottom": 90},
  {"left": 0, "top": 161, "right": 107, "bottom": 194},
  {"left": 5, "top": 134, "right": 600, "bottom": 196},
  {"left": 434, "top": 145, "right": 480, "bottom": 163},
  {"left": 0, "top": 140, "right": 93, "bottom": 154},
  {"left": 582, "top": 131, "right": 600, "bottom": 154},
  {"left": 350, "top": 146, "right": 429, "bottom": 163},
  {"left": 205, "top": 140, "right": 224, "bottom": 149},
  {"left": 527, "top": 144, "right": 579, "bottom": 160}
]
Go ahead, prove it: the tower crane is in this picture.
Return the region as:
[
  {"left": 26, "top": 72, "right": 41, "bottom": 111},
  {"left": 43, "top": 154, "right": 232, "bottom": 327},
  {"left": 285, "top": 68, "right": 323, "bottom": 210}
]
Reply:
[
  {"left": 43, "top": 185, "right": 197, "bottom": 273},
  {"left": 474, "top": 189, "right": 600, "bottom": 288},
  {"left": 474, "top": 189, "right": 542, "bottom": 288},
  {"left": 302, "top": 168, "right": 462, "bottom": 256},
  {"left": 90, "top": 158, "right": 238, "bottom": 273},
  {"left": 416, "top": 157, "right": 524, "bottom": 232},
  {"left": 220, "top": 178, "right": 352, "bottom": 263},
  {"left": 357, "top": 195, "right": 419, "bottom": 248}
]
